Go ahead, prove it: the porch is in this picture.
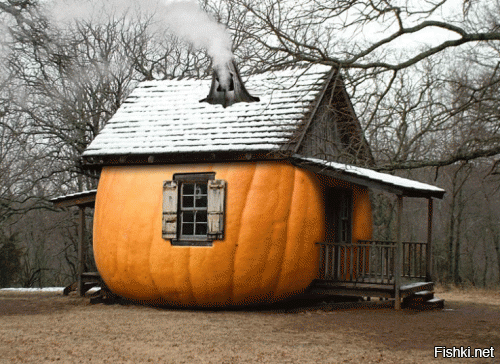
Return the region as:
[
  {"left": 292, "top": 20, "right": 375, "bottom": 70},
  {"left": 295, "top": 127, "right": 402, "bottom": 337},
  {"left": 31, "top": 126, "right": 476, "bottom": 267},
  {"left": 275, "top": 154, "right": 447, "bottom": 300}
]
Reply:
[
  {"left": 292, "top": 157, "right": 446, "bottom": 310},
  {"left": 311, "top": 240, "right": 443, "bottom": 309},
  {"left": 51, "top": 190, "right": 102, "bottom": 296}
]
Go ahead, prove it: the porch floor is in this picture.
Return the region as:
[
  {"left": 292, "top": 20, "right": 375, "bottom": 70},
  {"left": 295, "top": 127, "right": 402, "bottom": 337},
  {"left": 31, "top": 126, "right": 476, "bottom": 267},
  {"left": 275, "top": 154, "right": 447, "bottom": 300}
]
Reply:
[{"left": 308, "top": 279, "right": 444, "bottom": 309}]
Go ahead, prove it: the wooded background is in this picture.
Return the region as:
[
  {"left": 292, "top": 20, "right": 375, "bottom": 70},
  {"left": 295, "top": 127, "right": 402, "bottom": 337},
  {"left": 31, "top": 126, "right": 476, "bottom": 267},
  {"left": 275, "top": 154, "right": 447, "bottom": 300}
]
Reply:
[{"left": 0, "top": 0, "right": 499, "bottom": 288}]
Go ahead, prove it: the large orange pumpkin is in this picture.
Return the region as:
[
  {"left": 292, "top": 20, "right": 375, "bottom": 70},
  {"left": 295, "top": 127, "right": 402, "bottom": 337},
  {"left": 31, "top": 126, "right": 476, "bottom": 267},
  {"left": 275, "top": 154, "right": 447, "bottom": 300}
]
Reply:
[{"left": 93, "top": 160, "right": 371, "bottom": 307}]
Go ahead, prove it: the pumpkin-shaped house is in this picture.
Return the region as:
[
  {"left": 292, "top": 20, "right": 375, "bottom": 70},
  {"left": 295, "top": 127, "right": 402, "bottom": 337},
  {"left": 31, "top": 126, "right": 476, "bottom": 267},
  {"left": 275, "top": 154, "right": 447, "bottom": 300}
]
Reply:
[{"left": 81, "top": 63, "right": 445, "bottom": 308}]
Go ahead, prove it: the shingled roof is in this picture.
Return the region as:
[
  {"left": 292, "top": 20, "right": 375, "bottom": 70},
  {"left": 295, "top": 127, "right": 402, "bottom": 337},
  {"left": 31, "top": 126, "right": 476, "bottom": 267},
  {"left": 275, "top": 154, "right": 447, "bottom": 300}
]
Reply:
[
  {"left": 82, "top": 64, "right": 334, "bottom": 164},
  {"left": 81, "top": 63, "right": 445, "bottom": 198}
]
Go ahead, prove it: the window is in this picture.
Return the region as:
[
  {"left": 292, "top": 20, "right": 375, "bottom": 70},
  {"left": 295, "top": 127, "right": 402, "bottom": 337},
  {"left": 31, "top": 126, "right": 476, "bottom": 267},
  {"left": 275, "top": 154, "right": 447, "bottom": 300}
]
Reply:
[
  {"left": 337, "top": 189, "right": 352, "bottom": 244},
  {"left": 162, "top": 173, "right": 226, "bottom": 246},
  {"left": 179, "top": 181, "right": 208, "bottom": 238}
]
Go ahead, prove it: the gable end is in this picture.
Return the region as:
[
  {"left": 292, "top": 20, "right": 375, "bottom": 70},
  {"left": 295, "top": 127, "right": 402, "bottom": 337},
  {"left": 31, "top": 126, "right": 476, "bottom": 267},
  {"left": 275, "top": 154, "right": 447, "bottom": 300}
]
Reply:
[{"left": 294, "top": 69, "right": 374, "bottom": 166}]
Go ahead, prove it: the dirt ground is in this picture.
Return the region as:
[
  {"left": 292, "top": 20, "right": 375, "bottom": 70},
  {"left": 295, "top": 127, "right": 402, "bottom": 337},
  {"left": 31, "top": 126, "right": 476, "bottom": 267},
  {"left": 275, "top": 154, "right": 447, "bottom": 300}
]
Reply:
[{"left": 0, "top": 287, "right": 499, "bottom": 364}]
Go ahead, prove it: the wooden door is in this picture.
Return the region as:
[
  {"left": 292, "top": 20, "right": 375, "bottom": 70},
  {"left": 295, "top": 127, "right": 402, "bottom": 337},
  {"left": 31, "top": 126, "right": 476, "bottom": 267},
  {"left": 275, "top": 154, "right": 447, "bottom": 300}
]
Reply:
[
  {"left": 320, "top": 188, "right": 353, "bottom": 280},
  {"left": 325, "top": 188, "right": 352, "bottom": 244}
]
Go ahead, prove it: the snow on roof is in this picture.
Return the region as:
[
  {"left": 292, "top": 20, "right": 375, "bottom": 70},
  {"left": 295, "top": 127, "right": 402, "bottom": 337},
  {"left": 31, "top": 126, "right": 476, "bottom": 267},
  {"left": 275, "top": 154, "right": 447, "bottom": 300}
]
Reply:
[
  {"left": 83, "top": 64, "right": 332, "bottom": 158},
  {"left": 293, "top": 155, "right": 445, "bottom": 199},
  {"left": 50, "top": 189, "right": 97, "bottom": 202},
  {"left": 50, "top": 189, "right": 97, "bottom": 208}
]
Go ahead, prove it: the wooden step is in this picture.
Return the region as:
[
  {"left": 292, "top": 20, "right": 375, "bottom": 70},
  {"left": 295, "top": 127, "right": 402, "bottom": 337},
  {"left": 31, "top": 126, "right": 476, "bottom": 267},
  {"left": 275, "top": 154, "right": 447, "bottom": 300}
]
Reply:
[
  {"left": 411, "top": 290, "right": 435, "bottom": 302},
  {"left": 403, "top": 293, "right": 444, "bottom": 310},
  {"left": 399, "top": 282, "right": 435, "bottom": 298},
  {"left": 426, "top": 297, "right": 445, "bottom": 309},
  {"left": 89, "top": 286, "right": 119, "bottom": 305}
]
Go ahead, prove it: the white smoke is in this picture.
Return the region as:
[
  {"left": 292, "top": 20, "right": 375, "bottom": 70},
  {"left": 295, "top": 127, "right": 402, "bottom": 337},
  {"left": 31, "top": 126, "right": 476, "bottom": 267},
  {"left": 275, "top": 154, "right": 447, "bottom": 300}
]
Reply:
[
  {"left": 45, "top": 0, "right": 234, "bottom": 79},
  {"left": 162, "top": 1, "right": 233, "bottom": 72}
]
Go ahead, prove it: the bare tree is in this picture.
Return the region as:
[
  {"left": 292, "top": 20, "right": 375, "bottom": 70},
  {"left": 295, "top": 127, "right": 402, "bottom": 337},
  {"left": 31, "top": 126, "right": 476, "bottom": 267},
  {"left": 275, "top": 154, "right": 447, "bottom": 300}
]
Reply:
[
  {"left": 1, "top": 1, "right": 217, "bottom": 197},
  {"left": 224, "top": 0, "right": 500, "bottom": 70},
  {"left": 212, "top": 0, "right": 500, "bottom": 171},
  {"left": 2, "top": 0, "right": 500, "bottom": 288},
  {"left": 0, "top": 0, "right": 218, "bottom": 286}
]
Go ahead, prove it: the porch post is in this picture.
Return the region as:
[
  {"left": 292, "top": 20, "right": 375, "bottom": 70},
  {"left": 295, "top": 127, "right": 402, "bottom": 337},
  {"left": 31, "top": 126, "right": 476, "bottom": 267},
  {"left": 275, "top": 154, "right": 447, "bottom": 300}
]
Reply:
[
  {"left": 426, "top": 198, "right": 434, "bottom": 282},
  {"left": 77, "top": 206, "right": 86, "bottom": 296},
  {"left": 394, "top": 195, "right": 403, "bottom": 310}
]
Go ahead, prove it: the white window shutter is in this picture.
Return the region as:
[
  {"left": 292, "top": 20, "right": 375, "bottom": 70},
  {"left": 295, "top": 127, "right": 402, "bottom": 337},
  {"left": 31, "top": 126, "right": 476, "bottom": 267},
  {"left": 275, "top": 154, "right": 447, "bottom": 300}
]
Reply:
[
  {"left": 162, "top": 180, "right": 178, "bottom": 239},
  {"left": 207, "top": 179, "right": 226, "bottom": 239}
]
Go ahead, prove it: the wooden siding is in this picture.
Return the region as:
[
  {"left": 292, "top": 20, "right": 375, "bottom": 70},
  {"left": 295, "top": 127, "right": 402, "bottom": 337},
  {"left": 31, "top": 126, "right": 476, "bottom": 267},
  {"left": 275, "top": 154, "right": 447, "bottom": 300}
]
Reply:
[
  {"left": 162, "top": 181, "right": 178, "bottom": 239},
  {"left": 207, "top": 179, "right": 226, "bottom": 240},
  {"left": 296, "top": 72, "right": 374, "bottom": 166}
]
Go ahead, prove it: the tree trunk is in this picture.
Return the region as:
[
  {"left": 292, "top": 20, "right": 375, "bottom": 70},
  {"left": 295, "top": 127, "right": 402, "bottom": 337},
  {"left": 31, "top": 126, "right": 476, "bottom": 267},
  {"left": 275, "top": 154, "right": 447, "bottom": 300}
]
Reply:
[
  {"left": 447, "top": 196, "right": 456, "bottom": 283},
  {"left": 453, "top": 188, "right": 464, "bottom": 285},
  {"left": 494, "top": 236, "right": 500, "bottom": 286}
]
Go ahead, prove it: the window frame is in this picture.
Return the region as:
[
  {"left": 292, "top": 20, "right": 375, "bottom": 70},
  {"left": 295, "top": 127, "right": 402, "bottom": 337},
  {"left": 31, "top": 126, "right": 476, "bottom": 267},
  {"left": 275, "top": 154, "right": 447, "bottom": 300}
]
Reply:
[
  {"left": 336, "top": 189, "right": 352, "bottom": 244},
  {"left": 171, "top": 172, "right": 216, "bottom": 246}
]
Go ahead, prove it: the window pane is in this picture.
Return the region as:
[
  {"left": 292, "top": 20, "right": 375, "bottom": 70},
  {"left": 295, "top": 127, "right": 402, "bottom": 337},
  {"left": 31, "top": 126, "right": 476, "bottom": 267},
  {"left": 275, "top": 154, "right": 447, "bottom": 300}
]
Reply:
[
  {"left": 195, "top": 195, "right": 207, "bottom": 208},
  {"left": 341, "top": 221, "right": 348, "bottom": 242},
  {"left": 182, "top": 196, "right": 194, "bottom": 208},
  {"left": 183, "top": 211, "right": 194, "bottom": 223},
  {"left": 197, "top": 211, "right": 207, "bottom": 223},
  {"left": 197, "top": 183, "right": 207, "bottom": 195},
  {"left": 182, "top": 223, "right": 194, "bottom": 236},
  {"left": 183, "top": 183, "right": 194, "bottom": 195},
  {"left": 195, "top": 223, "right": 207, "bottom": 236}
]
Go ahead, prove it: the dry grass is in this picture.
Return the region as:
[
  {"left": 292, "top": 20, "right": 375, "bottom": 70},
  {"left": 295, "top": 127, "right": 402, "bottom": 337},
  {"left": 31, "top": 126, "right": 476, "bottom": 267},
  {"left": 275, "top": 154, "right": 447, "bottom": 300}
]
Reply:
[
  {"left": 436, "top": 285, "right": 500, "bottom": 307},
  {"left": 0, "top": 288, "right": 499, "bottom": 363}
]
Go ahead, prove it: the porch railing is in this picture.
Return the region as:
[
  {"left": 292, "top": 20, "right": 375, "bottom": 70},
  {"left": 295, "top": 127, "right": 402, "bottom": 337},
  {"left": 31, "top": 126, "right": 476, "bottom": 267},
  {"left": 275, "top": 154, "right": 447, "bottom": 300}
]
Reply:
[{"left": 317, "top": 240, "right": 428, "bottom": 285}]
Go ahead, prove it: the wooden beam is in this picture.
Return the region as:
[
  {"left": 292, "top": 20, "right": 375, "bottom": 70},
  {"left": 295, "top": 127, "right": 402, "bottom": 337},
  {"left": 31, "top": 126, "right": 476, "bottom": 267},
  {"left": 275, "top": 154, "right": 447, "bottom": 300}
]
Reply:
[
  {"left": 77, "top": 207, "right": 86, "bottom": 296},
  {"left": 52, "top": 194, "right": 96, "bottom": 208},
  {"left": 309, "top": 287, "right": 393, "bottom": 299},
  {"left": 82, "top": 150, "right": 287, "bottom": 168},
  {"left": 394, "top": 195, "right": 404, "bottom": 310},
  {"left": 426, "top": 198, "right": 434, "bottom": 282}
]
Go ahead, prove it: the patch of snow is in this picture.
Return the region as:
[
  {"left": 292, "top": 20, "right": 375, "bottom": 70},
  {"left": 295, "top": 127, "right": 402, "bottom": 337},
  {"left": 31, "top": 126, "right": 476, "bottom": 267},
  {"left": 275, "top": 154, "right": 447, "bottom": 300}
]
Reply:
[
  {"left": 87, "top": 287, "right": 101, "bottom": 294},
  {"left": 51, "top": 189, "right": 97, "bottom": 202},
  {"left": 294, "top": 155, "right": 445, "bottom": 196},
  {"left": 0, "top": 287, "right": 65, "bottom": 293}
]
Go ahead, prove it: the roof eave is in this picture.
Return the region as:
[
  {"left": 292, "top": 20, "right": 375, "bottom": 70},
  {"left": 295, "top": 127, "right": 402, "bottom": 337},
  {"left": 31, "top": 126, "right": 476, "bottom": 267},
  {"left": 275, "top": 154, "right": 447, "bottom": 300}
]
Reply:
[
  {"left": 81, "top": 149, "right": 292, "bottom": 168},
  {"left": 290, "top": 155, "right": 445, "bottom": 199},
  {"left": 51, "top": 190, "right": 97, "bottom": 208}
]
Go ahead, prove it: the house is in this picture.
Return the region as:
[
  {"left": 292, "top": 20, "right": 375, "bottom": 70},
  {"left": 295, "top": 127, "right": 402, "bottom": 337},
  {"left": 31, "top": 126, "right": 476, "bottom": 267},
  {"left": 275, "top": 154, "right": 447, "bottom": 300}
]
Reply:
[{"left": 80, "top": 62, "right": 445, "bottom": 309}]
